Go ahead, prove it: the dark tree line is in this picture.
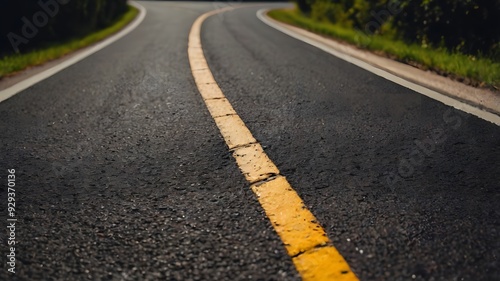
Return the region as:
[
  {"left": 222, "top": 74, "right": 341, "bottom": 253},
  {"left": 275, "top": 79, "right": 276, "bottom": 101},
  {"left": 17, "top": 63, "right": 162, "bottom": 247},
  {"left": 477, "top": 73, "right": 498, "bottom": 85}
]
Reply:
[
  {"left": 295, "top": 0, "right": 500, "bottom": 59},
  {"left": 1, "top": 0, "right": 128, "bottom": 55}
]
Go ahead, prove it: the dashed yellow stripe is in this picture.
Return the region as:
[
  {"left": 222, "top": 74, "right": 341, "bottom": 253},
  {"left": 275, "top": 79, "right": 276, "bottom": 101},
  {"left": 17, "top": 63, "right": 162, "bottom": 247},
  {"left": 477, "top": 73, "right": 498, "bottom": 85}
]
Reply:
[{"left": 188, "top": 7, "right": 358, "bottom": 281}]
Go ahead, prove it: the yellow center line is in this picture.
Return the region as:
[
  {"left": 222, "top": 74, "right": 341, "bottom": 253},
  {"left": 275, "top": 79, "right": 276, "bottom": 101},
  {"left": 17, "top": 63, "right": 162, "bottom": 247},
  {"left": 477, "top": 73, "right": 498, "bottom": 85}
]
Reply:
[{"left": 188, "top": 7, "right": 359, "bottom": 281}]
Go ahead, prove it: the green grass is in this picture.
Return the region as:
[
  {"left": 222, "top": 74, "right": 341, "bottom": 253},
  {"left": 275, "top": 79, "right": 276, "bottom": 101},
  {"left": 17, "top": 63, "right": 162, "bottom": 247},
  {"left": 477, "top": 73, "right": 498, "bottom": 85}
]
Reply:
[
  {"left": 0, "top": 5, "right": 139, "bottom": 78},
  {"left": 268, "top": 9, "right": 500, "bottom": 89}
]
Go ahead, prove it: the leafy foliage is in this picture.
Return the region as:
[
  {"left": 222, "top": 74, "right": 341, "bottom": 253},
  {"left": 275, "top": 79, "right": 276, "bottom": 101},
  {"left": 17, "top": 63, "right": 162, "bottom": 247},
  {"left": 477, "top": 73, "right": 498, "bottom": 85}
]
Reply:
[
  {"left": 295, "top": 0, "right": 500, "bottom": 59},
  {"left": 1, "top": 0, "right": 128, "bottom": 55},
  {"left": 269, "top": 8, "right": 500, "bottom": 87}
]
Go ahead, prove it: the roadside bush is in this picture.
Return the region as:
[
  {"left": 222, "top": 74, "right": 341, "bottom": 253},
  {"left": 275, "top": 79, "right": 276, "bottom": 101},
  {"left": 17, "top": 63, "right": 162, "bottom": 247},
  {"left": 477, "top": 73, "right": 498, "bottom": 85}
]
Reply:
[
  {"left": 392, "top": 0, "right": 500, "bottom": 58},
  {"left": 295, "top": 0, "right": 500, "bottom": 59},
  {"left": 0, "top": 0, "right": 128, "bottom": 55}
]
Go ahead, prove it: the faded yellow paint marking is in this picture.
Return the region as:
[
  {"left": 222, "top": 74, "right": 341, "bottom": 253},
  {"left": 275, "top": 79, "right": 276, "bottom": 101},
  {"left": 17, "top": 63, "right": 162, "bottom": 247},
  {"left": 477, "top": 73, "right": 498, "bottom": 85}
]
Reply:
[
  {"left": 198, "top": 83, "right": 225, "bottom": 100},
  {"left": 251, "top": 176, "right": 330, "bottom": 256},
  {"left": 214, "top": 115, "right": 256, "bottom": 149},
  {"left": 190, "top": 58, "right": 209, "bottom": 71},
  {"left": 205, "top": 98, "right": 237, "bottom": 117},
  {"left": 188, "top": 6, "right": 359, "bottom": 281},
  {"left": 253, "top": 176, "right": 358, "bottom": 281},
  {"left": 293, "top": 247, "right": 358, "bottom": 280},
  {"left": 233, "top": 143, "right": 280, "bottom": 183},
  {"left": 193, "top": 68, "right": 217, "bottom": 84}
]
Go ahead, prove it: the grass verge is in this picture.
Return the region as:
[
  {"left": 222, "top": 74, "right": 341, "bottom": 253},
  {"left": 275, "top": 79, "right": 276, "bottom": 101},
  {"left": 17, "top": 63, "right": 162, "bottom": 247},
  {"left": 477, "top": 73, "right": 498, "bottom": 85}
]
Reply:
[
  {"left": 268, "top": 9, "right": 500, "bottom": 89},
  {"left": 0, "top": 5, "right": 139, "bottom": 78}
]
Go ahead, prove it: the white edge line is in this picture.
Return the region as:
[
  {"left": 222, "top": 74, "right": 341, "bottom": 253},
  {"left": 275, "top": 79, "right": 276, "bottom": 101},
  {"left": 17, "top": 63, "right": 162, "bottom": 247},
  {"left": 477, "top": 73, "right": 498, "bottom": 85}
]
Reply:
[
  {"left": 0, "top": 1, "right": 147, "bottom": 104},
  {"left": 257, "top": 9, "right": 500, "bottom": 126}
]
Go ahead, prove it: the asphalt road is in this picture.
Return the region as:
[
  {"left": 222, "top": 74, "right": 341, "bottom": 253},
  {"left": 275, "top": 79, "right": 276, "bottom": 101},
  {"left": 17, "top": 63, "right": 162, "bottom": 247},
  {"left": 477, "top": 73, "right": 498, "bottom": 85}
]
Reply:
[{"left": 1, "top": 1, "right": 499, "bottom": 280}]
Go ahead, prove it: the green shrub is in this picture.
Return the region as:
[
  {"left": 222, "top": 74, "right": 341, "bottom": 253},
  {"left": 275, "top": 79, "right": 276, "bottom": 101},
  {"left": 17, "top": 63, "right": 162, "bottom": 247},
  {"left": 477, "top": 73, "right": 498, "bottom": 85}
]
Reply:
[
  {"left": 1, "top": 0, "right": 128, "bottom": 56},
  {"left": 294, "top": 0, "right": 500, "bottom": 59}
]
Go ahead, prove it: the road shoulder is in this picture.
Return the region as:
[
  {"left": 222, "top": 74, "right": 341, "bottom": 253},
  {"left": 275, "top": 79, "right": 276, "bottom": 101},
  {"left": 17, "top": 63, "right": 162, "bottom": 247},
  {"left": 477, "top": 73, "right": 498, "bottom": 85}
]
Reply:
[
  {"left": 0, "top": 1, "right": 146, "bottom": 102},
  {"left": 260, "top": 9, "right": 500, "bottom": 119}
]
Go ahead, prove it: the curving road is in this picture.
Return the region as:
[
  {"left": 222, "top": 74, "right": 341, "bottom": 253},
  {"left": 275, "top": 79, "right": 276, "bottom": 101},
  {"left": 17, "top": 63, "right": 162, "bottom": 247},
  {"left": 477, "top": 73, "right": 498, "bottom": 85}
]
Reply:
[{"left": 1, "top": 1, "right": 499, "bottom": 280}]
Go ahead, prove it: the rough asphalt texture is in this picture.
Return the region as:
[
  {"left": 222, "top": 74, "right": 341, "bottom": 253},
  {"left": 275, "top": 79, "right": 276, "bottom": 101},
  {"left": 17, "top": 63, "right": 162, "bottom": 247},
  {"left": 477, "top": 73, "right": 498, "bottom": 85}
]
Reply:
[{"left": 1, "top": 1, "right": 499, "bottom": 281}]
